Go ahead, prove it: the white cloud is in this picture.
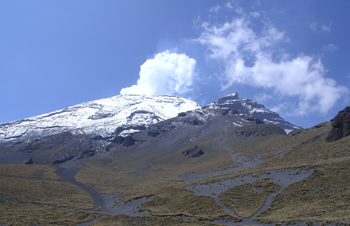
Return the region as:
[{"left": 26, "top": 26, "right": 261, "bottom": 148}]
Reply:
[
  {"left": 310, "top": 22, "right": 318, "bottom": 31},
  {"left": 321, "top": 22, "right": 332, "bottom": 32},
  {"left": 310, "top": 21, "right": 332, "bottom": 32},
  {"left": 270, "top": 103, "right": 288, "bottom": 114},
  {"left": 198, "top": 14, "right": 348, "bottom": 115},
  {"left": 226, "top": 2, "right": 233, "bottom": 9},
  {"left": 324, "top": 43, "right": 338, "bottom": 51},
  {"left": 120, "top": 51, "right": 196, "bottom": 96},
  {"left": 250, "top": 12, "right": 260, "bottom": 18},
  {"left": 254, "top": 93, "right": 273, "bottom": 103},
  {"left": 209, "top": 5, "right": 220, "bottom": 13}
]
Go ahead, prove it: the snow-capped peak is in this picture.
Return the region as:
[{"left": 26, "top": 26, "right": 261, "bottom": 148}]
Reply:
[{"left": 0, "top": 94, "right": 201, "bottom": 142}]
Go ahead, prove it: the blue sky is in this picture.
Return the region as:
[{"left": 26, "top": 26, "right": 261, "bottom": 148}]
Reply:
[{"left": 1, "top": 0, "right": 350, "bottom": 128}]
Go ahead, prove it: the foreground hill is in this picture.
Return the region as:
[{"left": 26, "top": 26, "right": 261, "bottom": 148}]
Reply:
[{"left": 3, "top": 95, "right": 350, "bottom": 225}]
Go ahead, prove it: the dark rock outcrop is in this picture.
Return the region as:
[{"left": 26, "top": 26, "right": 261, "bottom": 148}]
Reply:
[
  {"left": 25, "top": 158, "right": 36, "bottom": 164},
  {"left": 178, "top": 112, "right": 187, "bottom": 117},
  {"left": 53, "top": 155, "right": 75, "bottom": 165},
  {"left": 146, "top": 121, "right": 176, "bottom": 137},
  {"left": 221, "top": 109, "right": 230, "bottom": 115},
  {"left": 182, "top": 116, "right": 205, "bottom": 126},
  {"left": 182, "top": 145, "right": 204, "bottom": 158},
  {"left": 239, "top": 115, "right": 263, "bottom": 124},
  {"left": 113, "top": 136, "right": 125, "bottom": 144},
  {"left": 124, "top": 136, "right": 136, "bottom": 146},
  {"left": 112, "top": 135, "right": 136, "bottom": 146},
  {"left": 326, "top": 106, "right": 350, "bottom": 142},
  {"left": 147, "top": 130, "right": 160, "bottom": 137}
]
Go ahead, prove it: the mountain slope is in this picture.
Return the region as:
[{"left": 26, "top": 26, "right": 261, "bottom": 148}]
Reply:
[
  {"left": 0, "top": 93, "right": 300, "bottom": 147},
  {"left": 0, "top": 93, "right": 302, "bottom": 165}
]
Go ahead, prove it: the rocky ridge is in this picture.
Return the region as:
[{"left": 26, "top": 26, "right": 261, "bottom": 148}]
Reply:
[{"left": 215, "top": 93, "right": 301, "bottom": 132}]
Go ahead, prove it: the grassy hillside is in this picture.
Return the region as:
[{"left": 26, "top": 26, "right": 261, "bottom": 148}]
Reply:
[{"left": 2, "top": 120, "right": 350, "bottom": 225}]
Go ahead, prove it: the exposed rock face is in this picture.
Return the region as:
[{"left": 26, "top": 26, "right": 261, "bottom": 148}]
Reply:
[
  {"left": 326, "top": 106, "right": 350, "bottom": 142},
  {"left": 143, "top": 105, "right": 260, "bottom": 139},
  {"left": 7, "top": 131, "right": 99, "bottom": 165},
  {"left": 182, "top": 146, "right": 204, "bottom": 158},
  {"left": 232, "top": 124, "right": 286, "bottom": 138}
]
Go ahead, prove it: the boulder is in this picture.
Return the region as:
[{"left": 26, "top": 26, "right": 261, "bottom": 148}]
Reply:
[
  {"left": 182, "top": 145, "right": 204, "bottom": 158},
  {"left": 25, "top": 158, "right": 36, "bottom": 164}
]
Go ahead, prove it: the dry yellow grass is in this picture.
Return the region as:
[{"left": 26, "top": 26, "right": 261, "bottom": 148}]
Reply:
[
  {"left": 139, "top": 187, "right": 241, "bottom": 222},
  {"left": 254, "top": 159, "right": 350, "bottom": 224},
  {"left": 0, "top": 202, "right": 99, "bottom": 226},
  {"left": 0, "top": 163, "right": 60, "bottom": 180},
  {"left": 218, "top": 179, "right": 281, "bottom": 218},
  {"left": 0, "top": 163, "right": 97, "bottom": 224},
  {"left": 0, "top": 176, "right": 93, "bottom": 210},
  {"left": 92, "top": 214, "right": 226, "bottom": 226},
  {"left": 0, "top": 163, "right": 93, "bottom": 210}
]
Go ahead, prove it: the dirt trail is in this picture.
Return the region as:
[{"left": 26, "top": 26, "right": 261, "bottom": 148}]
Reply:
[{"left": 185, "top": 167, "right": 314, "bottom": 225}]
